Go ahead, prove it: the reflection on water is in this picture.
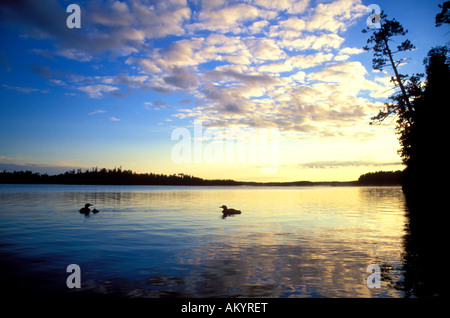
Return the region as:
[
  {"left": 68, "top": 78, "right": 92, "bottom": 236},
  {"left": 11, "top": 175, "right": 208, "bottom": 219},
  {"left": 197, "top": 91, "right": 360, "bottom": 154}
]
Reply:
[
  {"left": 399, "top": 194, "right": 445, "bottom": 298},
  {"left": 0, "top": 184, "right": 425, "bottom": 297}
]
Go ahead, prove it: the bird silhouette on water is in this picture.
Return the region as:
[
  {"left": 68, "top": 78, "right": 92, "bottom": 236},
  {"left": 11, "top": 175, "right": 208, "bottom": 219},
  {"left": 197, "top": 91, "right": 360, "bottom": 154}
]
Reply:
[
  {"left": 79, "top": 203, "right": 99, "bottom": 215},
  {"left": 220, "top": 205, "right": 242, "bottom": 215}
]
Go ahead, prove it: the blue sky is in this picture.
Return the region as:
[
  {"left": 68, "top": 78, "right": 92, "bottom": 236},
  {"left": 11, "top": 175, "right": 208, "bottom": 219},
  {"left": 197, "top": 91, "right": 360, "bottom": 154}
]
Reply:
[{"left": 0, "top": 0, "right": 448, "bottom": 181}]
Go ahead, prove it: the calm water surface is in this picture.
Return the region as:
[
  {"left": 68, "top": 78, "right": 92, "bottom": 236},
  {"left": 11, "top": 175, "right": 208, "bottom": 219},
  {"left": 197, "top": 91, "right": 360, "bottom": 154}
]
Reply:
[{"left": 0, "top": 185, "right": 409, "bottom": 297}]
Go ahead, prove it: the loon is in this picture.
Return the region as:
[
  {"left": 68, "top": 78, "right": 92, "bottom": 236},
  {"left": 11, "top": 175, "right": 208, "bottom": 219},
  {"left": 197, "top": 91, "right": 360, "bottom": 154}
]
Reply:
[
  {"left": 79, "top": 203, "right": 92, "bottom": 214},
  {"left": 79, "top": 203, "right": 99, "bottom": 214},
  {"left": 220, "top": 205, "right": 241, "bottom": 215}
]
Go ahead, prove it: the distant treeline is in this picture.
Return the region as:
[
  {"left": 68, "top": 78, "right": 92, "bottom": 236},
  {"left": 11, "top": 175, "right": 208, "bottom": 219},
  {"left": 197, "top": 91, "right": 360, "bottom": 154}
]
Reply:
[
  {"left": 357, "top": 170, "right": 404, "bottom": 186},
  {"left": 0, "top": 167, "right": 403, "bottom": 186},
  {"left": 0, "top": 167, "right": 240, "bottom": 186}
]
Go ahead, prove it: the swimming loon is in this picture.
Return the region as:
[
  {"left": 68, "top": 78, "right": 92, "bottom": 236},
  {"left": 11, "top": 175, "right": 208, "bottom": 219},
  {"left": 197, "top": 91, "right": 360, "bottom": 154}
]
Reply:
[
  {"left": 79, "top": 203, "right": 92, "bottom": 214},
  {"left": 220, "top": 205, "right": 242, "bottom": 215},
  {"left": 79, "top": 203, "right": 99, "bottom": 214}
]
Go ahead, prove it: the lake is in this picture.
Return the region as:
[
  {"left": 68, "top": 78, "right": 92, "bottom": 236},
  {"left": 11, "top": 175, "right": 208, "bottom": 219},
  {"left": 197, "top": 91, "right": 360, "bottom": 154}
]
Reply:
[{"left": 0, "top": 184, "right": 410, "bottom": 298}]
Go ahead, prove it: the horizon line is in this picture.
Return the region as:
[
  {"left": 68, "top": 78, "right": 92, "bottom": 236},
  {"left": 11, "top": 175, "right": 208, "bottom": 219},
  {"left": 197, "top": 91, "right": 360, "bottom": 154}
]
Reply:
[{"left": 0, "top": 166, "right": 405, "bottom": 185}]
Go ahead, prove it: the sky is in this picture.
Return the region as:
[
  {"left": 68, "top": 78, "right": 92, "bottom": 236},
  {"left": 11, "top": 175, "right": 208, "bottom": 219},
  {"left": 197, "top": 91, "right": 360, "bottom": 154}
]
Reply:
[{"left": 0, "top": 0, "right": 448, "bottom": 182}]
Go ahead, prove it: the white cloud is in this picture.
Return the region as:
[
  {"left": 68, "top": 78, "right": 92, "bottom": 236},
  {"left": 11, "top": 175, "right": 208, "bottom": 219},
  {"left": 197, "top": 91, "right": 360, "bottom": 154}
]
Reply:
[
  {"left": 307, "top": 61, "right": 391, "bottom": 98},
  {"left": 334, "top": 54, "right": 350, "bottom": 61},
  {"left": 258, "top": 52, "right": 334, "bottom": 73},
  {"left": 280, "top": 33, "right": 345, "bottom": 51},
  {"left": 245, "top": 38, "right": 286, "bottom": 61},
  {"left": 291, "top": 70, "right": 306, "bottom": 83},
  {"left": 258, "top": 61, "right": 293, "bottom": 73},
  {"left": 278, "top": 16, "right": 307, "bottom": 31},
  {"left": 248, "top": 20, "right": 270, "bottom": 34},
  {"left": 122, "top": 0, "right": 190, "bottom": 38},
  {"left": 189, "top": 3, "right": 261, "bottom": 34},
  {"left": 305, "top": 0, "right": 366, "bottom": 33},
  {"left": 339, "top": 47, "right": 365, "bottom": 55},
  {"left": 158, "top": 38, "right": 206, "bottom": 67},
  {"left": 289, "top": 52, "right": 335, "bottom": 69},
  {"left": 126, "top": 57, "right": 162, "bottom": 74},
  {"left": 88, "top": 109, "right": 106, "bottom": 115},
  {"left": 253, "top": 0, "right": 310, "bottom": 14},
  {"left": 77, "top": 85, "right": 118, "bottom": 98}
]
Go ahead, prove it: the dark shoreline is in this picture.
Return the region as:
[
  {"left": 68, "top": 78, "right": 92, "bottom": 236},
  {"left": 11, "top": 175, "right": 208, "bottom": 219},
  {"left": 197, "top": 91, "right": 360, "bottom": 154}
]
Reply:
[
  {"left": 0, "top": 169, "right": 403, "bottom": 187},
  {"left": 0, "top": 181, "right": 362, "bottom": 187}
]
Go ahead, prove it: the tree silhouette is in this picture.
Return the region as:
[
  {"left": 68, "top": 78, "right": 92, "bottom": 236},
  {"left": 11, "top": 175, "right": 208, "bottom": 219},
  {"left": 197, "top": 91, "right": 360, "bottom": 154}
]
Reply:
[
  {"left": 362, "top": 12, "right": 417, "bottom": 124},
  {"left": 363, "top": 6, "right": 450, "bottom": 195},
  {"left": 357, "top": 170, "right": 404, "bottom": 186},
  {"left": 362, "top": 12, "right": 423, "bottom": 166},
  {"left": 0, "top": 168, "right": 241, "bottom": 186},
  {"left": 403, "top": 46, "right": 450, "bottom": 190},
  {"left": 436, "top": 1, "right": 450, "bottom": 27}
]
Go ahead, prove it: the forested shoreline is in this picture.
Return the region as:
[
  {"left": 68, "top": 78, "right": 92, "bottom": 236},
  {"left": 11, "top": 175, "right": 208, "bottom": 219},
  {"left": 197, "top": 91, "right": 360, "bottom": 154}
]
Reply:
[{"left": 0, "top": 167, "right": 403, "bottom": 186}]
